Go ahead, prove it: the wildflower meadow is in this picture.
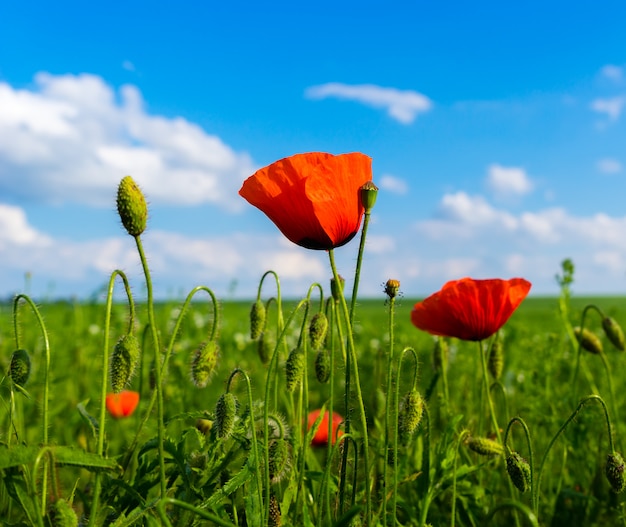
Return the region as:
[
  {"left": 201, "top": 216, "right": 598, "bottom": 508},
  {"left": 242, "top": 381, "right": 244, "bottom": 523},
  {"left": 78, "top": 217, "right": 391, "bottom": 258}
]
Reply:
[{"left": 2, "top": 152, "right": 626, "bottom": 526}]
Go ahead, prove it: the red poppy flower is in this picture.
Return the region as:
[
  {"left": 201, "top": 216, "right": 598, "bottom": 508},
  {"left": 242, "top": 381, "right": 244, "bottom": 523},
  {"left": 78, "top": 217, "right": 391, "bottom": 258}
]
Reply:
[
  {"left": 239, "top": 152, "right": 372, "bottom": 250},
  {"left": 411, "top": 277, "right": 531, "bottom": 341},
  {"left": 307, "top": 409, "right": 344, "bottom": 446},
  {"left": 106, "top": 390, "right": 140, "bottom": 419}
]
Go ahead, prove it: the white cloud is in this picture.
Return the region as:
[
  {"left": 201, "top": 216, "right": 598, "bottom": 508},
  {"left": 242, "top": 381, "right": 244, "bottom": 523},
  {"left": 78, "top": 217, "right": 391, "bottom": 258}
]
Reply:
[
  {"left": 590, "top": 96, "right": 626, "bottom": 121},
  {"left": 305, "top": 83, "right": 432, "bottom": 124},
  {"left": 378, "top": 174, "right": 408, "bottom": 195},
  {"left": 597, "top": 158, "right": 622, "bottom": 174},
  {"left": 486, "top": 164, "right": 533, "bottom": 197},
  {"left": 0, "top": 72, "right": 256, "bottom": 209},
  {"left": 0, "top": 204, "right": 52, "bottom": 246},
  {"left": 600, "top": 64, "right": 623, "bottom": 82}
]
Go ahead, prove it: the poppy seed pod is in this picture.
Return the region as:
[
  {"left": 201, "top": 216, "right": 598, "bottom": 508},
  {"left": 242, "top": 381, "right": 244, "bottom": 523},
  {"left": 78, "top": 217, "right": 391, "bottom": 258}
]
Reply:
[
  {"left": 110, "top": 334, "right": 141, "bottom": 393},
  {"left": 360, "top": 180, "right": 379, "bottom": 213},
  {"left": 574, "top": 327, "right": 603, "bottom": 355},
  {"left": 384, "top": 279, "right": 401, "bottom": 300},
  {"left": 602, "top": 317, "right": 625, "bottom": 351},
  {"left": 116, "top": 176, "right": 148, "bottom": 237},
  {"left": 506, "top": 452, "right": 531, "bottom": 493},
  {"left": 9, "top": 349, "right": 31, "bottom": 387}
]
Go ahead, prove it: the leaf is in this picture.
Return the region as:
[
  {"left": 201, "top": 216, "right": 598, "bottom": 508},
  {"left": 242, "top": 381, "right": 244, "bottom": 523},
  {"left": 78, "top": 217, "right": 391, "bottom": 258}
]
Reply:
[{"left": 0, "top": 445, "right": 120, "bottom": 473}]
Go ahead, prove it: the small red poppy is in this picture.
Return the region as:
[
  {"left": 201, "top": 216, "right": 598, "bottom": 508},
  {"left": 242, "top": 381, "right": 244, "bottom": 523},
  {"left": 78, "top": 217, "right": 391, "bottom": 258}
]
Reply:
[
  {"left": 411, "top": 277, "right": 531, "bottom": 341},
  {"left": 307, "top": 409, "right": 344, "bottom": 446},
  {"left": 106, "top": 390, "right": 140, "bottom": 419},
  {"left": 239, "top": 152, "right": 372, "bottom": 250}
]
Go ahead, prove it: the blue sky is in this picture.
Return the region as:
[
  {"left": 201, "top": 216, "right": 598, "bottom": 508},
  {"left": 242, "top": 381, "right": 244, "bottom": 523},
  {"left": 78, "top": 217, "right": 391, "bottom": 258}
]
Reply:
[{"left": 1, "top": 1, "right": 626, "bottom": 300}]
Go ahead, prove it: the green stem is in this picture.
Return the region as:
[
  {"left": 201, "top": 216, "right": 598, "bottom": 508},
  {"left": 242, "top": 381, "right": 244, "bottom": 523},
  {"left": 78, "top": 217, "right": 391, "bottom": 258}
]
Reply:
[
  {"left": 382, "top": 295, "right": 396, "bottom": 527},
  {"left": 478, "top": 340, "right": 502, "bottom": 444},
  {"left": 349, "top": 211, "right": 371, "bottom": 324},
  {"left": 328, "top": 249, "right": 371, "bottom": 525},
  {"left": 133, "top": 235, "right": 166, "bottom": 497}
]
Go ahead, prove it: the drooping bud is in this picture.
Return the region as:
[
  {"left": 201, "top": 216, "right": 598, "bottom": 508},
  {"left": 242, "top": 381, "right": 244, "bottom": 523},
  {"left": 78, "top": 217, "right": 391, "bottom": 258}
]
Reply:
[
  {"left": 384, "top": 279, "right": 400, "bottom": 300},
  {"left": 257, "top": 332, "right": 273, "bottom": 365},
  {"left": 488, "top": 335, "right": 504, "bottom": 380},
  {"left": 9, "top": 349, "right": 31, "bottom": 387},
  {"left": 268, "top": 438, "right": 291, "bottom": 483},
  {"left": 574, "top": 327, "right": 603, "bottom": 355},
  {"left": 116, "top": 176, "right": 148, "bottom": 237},
  {"left": 285, "top": 348, "right": 305, "bottom": 392},
  {"left": 602, "top": 317, "right": 625, "bottom": 351},
  {"left": 506, "top": 452, "right": 531, "bottom": 493},
  {"left": 268, "top": 493, "right": 282, "bottom": 527},
  {"left": 190, "top": 341, "right": 219, "bottom": 388},
  {"left": 48, "top": 498, "right": 78, "bottom": 527},
  {"left": 467, "top": 437, "right": 504, "bottom": 457},
  {"left": 360, "top": 181, "right": 379, "bottom": 213},
  {"left": 330, "top": 275, "right": 345, "bottom": 302},
  {"left": 250, "top": 299, "right": 266, "bottom": 340},
  {"left": 398, "top": 389, "right": 424, "bottom": 440},
  {"left": 110, "top": 334, "right": 141, "bottom": 393},
  {"left": 606, "top": 452, "right": 626, "bottom": 493},
  {"left": 315, "top": 349, "right": 331, "bottom": 384},
  {"left": 214, "top": 392, "right": 237, "bottom": 439},
  {"left": 309, "top": 312, "right": 328, "bottom": 350}
]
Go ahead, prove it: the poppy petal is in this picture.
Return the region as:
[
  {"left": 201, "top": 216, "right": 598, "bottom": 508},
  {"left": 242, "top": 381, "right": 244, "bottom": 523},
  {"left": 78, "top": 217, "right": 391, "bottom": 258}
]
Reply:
[{"left": 106, "top": 390, "right": 140, "bottom": 419}]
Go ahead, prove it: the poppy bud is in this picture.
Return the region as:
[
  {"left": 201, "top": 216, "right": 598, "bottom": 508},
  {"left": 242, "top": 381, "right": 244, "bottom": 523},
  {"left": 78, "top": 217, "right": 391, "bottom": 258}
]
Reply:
[
  {"left": 190, "top": 341, "right": 219, "bottom": 388},
  {"left": 110, "top": 334, "right": 141, "bottom": 393},
  {"left": 250, "top": 299, "right": 266, "bottom": 340},
  {"left": 506, "top": 452, "right": 531, "bottom": 493},
  {"left": 602, "top": 317, "right": 625, "bottom": 351},
  {"left": 116, "top": 175, "right": 148, "bottom": 237},
  {"left": 606, "top": 452, "right": 626, "bottom": 493},
  {"left": 330, "top": 275, "right": 345, "bottom": 302},
  {"left": 9, "top": 349, "right": 31, "bottom": 387},
  {"left": 285, "top": 348, "right": 305, "bottom": 392},
  {"left": 257, "top": 332, "right": 272, "bottom": 365},
  {"left": 268, "top": 493, "right": 281, "bottom": 527},
  {"left": 48, "top": 498, "right": 78, "bottom": 527},
  {"left": 309, "top": 312, "right": 328, "bottom": 350},
  {"left": 467, "top": 437, "right": 504, "bottom": 457},
  {"left": 360, "top": 181, "right": 379, "bottom": 213},
  {"left": 384, "top": 279, "right": 400, "bottom": 300},
  {"left": 488, "top": 335, "right": 504, "bottom": 380},
  {"left": 398, "top": 389, "right": 424, "bottom": 440},
  {"left": 268, "top": 438, "right": 291, "bottom": 483},
  {"left": 214, "top": 392, "right": 237, "bottom": 439},
  {"left": 315, "top": 349, "right": 331, "bottom": 383},
  {"left": 574, "top": 327, "right": 603, "bottom": 355}
]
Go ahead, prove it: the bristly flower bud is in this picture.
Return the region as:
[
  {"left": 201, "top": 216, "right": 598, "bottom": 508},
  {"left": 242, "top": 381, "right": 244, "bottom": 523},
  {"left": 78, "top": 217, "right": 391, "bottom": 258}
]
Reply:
[
  {"left": 258, "top": 332, "right": 273, "bottom": 365},
  {"left": 602, "top": 317, "right": 625, "bottom": 351},
  {"left": 110, "top": 334, "right": 141, "bottom": 393},
  {"left": 48, "top": 498, "right": 78, "bottom": 527},
  {"left": 268, "top": 438, "right": 292, "bottom": 483},
  {"left": 268, "top": 493, "right": 282, "bottom": 527},
  {"left": 384, "top": 279, "right": 400, "bottom": 300},
  {"left": 506, "top": 452, "right": 531, "bottom": 493},
  {"left": 574, "top": 327, "right": 603, "bottom": 355},
  {"left": 214, "top": 392, "right": 237, "bottom": 439},
  {"left": 190, "top": 341, "right": 219, "bottom": 388},
  {"left": 488, "top": 334, "right": 504, "bottom": 380},
  {"left": 330, "top": 275, "right": 345, "bottom": 302},
  {"left": 309, "top": 312, "right": 328, "bottom": 350},
  {"left": 360, "top": 180, "right": 379, "bottom": 213},
  {"left": 9, "top": 349, "right": 31, "bottom": 387},
  {"left": 606, "top": 452, "right": 626, "bottom": 493},
  {"left": 398, "top": 389, "right": 424, "bottom": 440},
  {"left": 315, "top": 349, "right": 331, "bottom": 383},
  {"left": 250, "top": 299, "right": 266, "bottom": 340},
  {"left": 116, "top": 176, "right": 148, "bottom": 237},
  {"left": 467, "top": 437, "right": 504, "bottom": 457},
  {"left": 285, "top": 348, "right": 305, "bottom": 392}
]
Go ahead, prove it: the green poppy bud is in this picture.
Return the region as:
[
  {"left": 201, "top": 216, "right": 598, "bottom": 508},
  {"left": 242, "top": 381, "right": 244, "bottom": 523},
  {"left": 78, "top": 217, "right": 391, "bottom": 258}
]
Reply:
[
  {"left": 309, "top": 312, "right": 328, "bottom": 350},
  {"left": 250, "top": 299, "right": 266, "bottom": 340},
  {"left": 110, "top": 334, "right": 141, "bottom": 393},
  {"left": 285, "top": 348, "right": 305, "bottom": 392},
  {"left": 467, "top": 437, "right": 504, "bottom": 457},
  {"left": 214, "top": 392, "right": 237, "bottom": 439},
  {"left": 9, "top": 349, "right": 31, "bottom": 387},
  {"left": 574, "top": 327, "right": 603, "bottom": 354},
  {"left": 506, "top": 452, "right": 531, "bottom": 493},
  {"left": 190, "top": 341, "right": 219, "bottom": 388},
  {"left": 116, "top": 175, "right": 148, "bottom": 237},
  {"left": 602, "top": 317, "right": 625, "bottom": 351}
]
